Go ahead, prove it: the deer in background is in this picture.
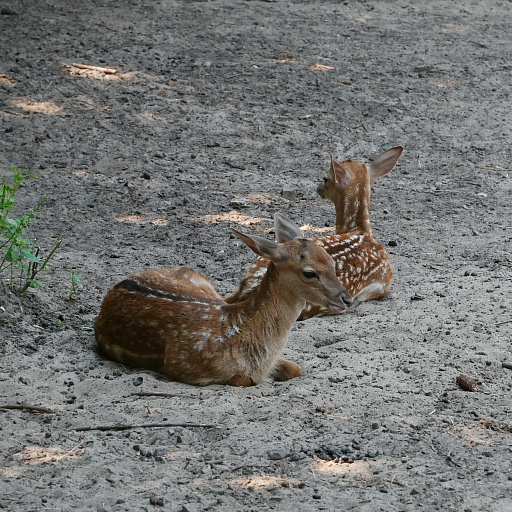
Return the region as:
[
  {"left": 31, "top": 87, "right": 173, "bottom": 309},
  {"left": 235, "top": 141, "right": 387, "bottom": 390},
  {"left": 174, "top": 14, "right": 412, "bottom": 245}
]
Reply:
[
  {"left": 226, "top": 146, "right": 403, "bottom": 320},
  {"left": 95, "top": 214, "right": 352, "bottom": 387}
]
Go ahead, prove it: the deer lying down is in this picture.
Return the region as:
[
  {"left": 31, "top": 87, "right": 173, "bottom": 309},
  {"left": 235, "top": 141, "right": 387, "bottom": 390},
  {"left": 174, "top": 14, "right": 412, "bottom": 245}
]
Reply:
[
  {"left": 94, "top": 214, "right": 352, "bottom": 387},
  {"left": 226, "top": 146, "right": 403, "bottom": 320}
]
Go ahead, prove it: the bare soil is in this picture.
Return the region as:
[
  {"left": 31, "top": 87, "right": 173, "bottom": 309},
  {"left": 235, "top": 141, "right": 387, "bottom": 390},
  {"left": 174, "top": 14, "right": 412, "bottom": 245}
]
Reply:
[{"left": 1, "top": 1, "right": 511, "bottom": 511}]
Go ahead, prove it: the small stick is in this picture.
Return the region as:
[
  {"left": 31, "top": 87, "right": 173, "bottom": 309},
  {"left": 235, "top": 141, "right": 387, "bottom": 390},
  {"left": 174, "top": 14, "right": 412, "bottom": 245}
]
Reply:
[
  {"left": 72, "top": 63, "right": 117, "bottom": 75},
  {"left": 496, "top": 319, "right": 512, "bottom": 326},
  {"left": 74, "top": 421, "right": 218, "bottom": 432},
  {"left": 502, "top": 362, "right": 512, "bottom": 370},
  {"left": 481, "top": 166, "right": 512, "bottom": 172},
  {"left": 131, "top": 392, "right": 200, "bottom": 399},
  {"left": 0, "top": 404, "right": 55, "bottom": 414}
]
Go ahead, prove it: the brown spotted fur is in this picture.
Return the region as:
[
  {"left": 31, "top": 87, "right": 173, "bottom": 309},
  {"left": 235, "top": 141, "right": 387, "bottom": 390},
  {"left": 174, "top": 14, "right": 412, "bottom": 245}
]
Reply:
[
  {"left": 226, "top": 147, "right": 403, "bottom": 319},
  {"left": 94, "top": 214, "right": 351, "bottom": 386}
]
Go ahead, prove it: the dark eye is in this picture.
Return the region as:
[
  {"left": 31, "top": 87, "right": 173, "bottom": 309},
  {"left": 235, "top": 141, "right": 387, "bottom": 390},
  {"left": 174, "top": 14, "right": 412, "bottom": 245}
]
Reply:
[
  {"left": 303, "top": 270, "right": 318, "bottom": 279},
  {"left": 323, "top": 177, "right": 329, "bottom": 183}
]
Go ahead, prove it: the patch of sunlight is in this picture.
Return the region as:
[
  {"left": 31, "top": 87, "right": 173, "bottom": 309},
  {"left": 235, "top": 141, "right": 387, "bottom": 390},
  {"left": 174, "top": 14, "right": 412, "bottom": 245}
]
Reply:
[
  {"left": 139, "top": 112, "right": 170, "bottom": 123},
  {"left": 0, "top": 74, "right": 16, "bottom": 87},
  {"left": 13, "top": 445, "right": 83, "bottom": 464},
  {"left": 245, "top": 193, "right": 274, "bottom": 204},
  {"left": 429, "top": 78, "right": 459, "bottom": 88},
  {"left": 10, "top": 98, "right": 62, "bottom": 115},
  {"left": 231, "top": 474, "right": 300, "bottom": 490},
  {"left": 449, "top": 424, "right": 493, "bottom": 446},
  {"left": 442, "top": 24, "right": 470, "bottom": 34},
  {"left": 313, "top": 458, "right": 374, "bottom": 477},
  {"left": 114, "top": 214, "right": 169, "bottom": 226},
  {"left": 307, "top": 64, "right": 335, "bottom": 72},
  {"left": 0, "top": 467, "right": 23, "bottom": 478},
  {"left": 63, "top": 65, "right": 156, "bottom": 84},
  {"left": 300, "top": 224, "right": 334, "bottom": 235},
  {"left": 195, "top": 211, "right": 264, "bottom": 226}
]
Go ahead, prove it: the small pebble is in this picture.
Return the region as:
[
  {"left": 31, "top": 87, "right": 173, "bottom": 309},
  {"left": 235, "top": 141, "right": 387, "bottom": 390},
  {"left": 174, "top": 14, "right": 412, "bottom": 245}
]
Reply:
[
  {"left": 268, "top": 450, "right": 288, "bottom": 460},
  {"left": 133, "top": 376, "right": 144, "bottom": 386},
  {"left": 142, "top": 170, "right": 151, "bottom": 180},
  {"left": 230, "top": 196, "right": 250, "bottom": 209},
  {"left": 281, "top": 187, "right": 296, "bottom": 200}
]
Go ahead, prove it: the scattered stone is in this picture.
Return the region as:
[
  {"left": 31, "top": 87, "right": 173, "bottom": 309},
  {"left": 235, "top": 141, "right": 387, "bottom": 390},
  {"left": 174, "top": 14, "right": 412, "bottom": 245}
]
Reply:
[
  {"left": 142, "top": 170, "right": 151, "bottom": 179},
  {"left": 149, "top": 496, "right": 164, "bottom": 506},
  {"left": 133, "top": 376, "right": 144, "bottom": 386},
  {"left": 230, "top": 196, "right": 250, "bottom": 209},
  {"left": 268, "top": 450, "right": 288, "bottom": 460},
  {"left": 281, "top": 186, "right": 296, "bottom": 200},
  {"left": 388, "top": 240, "right": 398, "bottom": 247}
]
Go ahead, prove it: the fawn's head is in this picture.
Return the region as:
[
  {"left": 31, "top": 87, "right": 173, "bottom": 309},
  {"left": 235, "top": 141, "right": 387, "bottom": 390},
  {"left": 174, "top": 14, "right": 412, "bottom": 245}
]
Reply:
[
  {"left": 233, "top": 213, "right": 352, "bottom": 312},
  {"left": 317, "top": 146, "right": 403, "bottom": 202}
]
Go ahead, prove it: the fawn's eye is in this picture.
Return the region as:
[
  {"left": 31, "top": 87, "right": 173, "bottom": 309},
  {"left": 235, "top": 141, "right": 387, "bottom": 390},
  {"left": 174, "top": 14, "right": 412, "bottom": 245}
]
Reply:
[{"left": 302, "top": 270, "right": 318, "bottom": 279}]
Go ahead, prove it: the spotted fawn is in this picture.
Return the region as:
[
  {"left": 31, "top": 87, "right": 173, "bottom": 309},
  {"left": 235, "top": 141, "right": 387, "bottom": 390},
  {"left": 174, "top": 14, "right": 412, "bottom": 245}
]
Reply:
[
  {"left": 226, "top": 146, "right": 403, "bottom": 319},
  {"left": 94, "top": 214, "right": 352, "bottom": 386}
]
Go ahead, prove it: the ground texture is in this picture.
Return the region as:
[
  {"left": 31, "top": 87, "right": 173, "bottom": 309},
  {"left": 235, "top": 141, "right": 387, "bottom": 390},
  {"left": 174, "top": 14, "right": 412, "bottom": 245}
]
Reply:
[{"left": 1, "top": 1, "right": 511, "bottom": 511}]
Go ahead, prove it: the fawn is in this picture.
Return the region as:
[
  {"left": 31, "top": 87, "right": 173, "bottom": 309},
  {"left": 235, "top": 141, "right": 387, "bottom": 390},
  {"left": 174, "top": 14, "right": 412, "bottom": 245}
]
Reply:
[
  {"left": 226, "top": 146, "right": 403, "bottom": 319},
  {"left": 94, "top": 214, "right": 352, "bottom": 386}
]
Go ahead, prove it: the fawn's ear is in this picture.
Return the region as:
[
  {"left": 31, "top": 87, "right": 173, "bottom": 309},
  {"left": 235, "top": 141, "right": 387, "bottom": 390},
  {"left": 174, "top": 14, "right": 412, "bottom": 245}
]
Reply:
[
  {"left": 330, "top": 156, "right": 351, "bottom": 189},
  {"left": 232, "top": 229, "right": 286, "bottom": 261},
  {"left": 369, "top": 146, "right": 403, "bottom": 184},
  {"left": 274, "top": 213, "right": 303, "bottom": 243}
]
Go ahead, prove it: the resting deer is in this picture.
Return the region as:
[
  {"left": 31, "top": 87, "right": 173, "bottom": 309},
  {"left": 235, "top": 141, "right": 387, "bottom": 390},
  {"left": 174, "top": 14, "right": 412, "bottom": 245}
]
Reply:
[
  {"left": 226, "top": 146, "right": 403, "bottom": 319},
  {"left": 94, "top": 214, "right": 352, "bottom": 387}
]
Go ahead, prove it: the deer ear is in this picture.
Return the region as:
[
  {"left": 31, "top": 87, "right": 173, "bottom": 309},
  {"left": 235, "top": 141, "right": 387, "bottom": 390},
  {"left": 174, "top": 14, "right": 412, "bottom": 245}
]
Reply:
[
  {"left": 274, "top": 213, "right": 303, "bottom": 243},
  {"left": 330, "top": 157, "right": 351, "bottom": 189},
  {"left": 369, "top": 146, "right": 403, "bottom": 184},
  {"left": 327, "top": 155, "right": 337, "bottom": 181},
  {"left": 232, "top": 229, "right": 286, "bottom": 261}
]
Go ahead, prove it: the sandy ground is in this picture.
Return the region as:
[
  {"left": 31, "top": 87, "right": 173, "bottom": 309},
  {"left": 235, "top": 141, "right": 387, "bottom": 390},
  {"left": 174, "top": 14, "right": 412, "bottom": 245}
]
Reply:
[{"left": 0, "top": 0, "right": 511, "bottom": 510}]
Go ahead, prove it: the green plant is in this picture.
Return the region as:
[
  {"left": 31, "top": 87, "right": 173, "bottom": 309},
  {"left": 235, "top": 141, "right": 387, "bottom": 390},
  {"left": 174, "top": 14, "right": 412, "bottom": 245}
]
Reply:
[
  {"left": 0, "top": 167, "right": 63, "bottom": 292},
  {"left": 68, "top": 268, "right": 81, "bottom": 300}
]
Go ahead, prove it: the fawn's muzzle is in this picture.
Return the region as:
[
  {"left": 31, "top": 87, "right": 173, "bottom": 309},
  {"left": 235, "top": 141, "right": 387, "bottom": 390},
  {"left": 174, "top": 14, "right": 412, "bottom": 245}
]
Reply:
[{"left": 328, "top": 290, "right": 353, "bottom": 312}]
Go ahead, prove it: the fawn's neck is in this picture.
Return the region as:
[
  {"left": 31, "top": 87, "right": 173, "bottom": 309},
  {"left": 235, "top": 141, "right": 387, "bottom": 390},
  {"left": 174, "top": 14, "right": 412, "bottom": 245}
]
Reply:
[
  {"left": 226, "top": 264, "right": 304, "bottom": 350},
  {"left": 335, "top": 180, "right": 372, "bottom": 234}
]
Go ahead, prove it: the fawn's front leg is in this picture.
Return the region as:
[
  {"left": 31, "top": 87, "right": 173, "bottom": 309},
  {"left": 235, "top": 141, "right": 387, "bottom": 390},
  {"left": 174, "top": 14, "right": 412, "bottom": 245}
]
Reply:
[{"left": 273, "top": 359, "right": 301, "bottom": 381}]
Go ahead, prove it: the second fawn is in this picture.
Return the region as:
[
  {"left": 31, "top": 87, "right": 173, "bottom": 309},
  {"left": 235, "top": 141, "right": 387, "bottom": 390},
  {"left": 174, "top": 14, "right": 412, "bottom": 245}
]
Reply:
[
  {"left": 94, "top": 214, "right": 352, "bottom": 386},
  {"left": 226, "top": 146, "right": 403, "bottom": 319}
]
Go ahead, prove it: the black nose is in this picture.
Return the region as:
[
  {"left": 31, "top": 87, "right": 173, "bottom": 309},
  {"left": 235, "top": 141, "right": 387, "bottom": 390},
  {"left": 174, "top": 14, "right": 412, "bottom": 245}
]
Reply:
[{"left": 341, "top": 293, "right": 353, "bottom": 307}]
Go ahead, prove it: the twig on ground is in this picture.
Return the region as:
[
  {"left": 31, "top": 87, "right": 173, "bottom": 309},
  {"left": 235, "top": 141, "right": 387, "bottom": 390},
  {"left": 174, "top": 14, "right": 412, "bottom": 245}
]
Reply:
[
  {"left": 496, "top": 319, "right": 512, "bottom": 326},
  {"left": 74, "top": 422, "right": 218, "bottom": 432},
  {"left": 502, "top": 362, "right": 512, "bottom": 370},
  {"left": 131, "top": 392, "right": 200, "bottom": 399},
  {"left": 0, "top": 404, "right": 55, "bottom": 414},
  {"left": 72, "top": 63, "right": 117, "bottom": 74},
  {"left": 481, "top": 166, "right": 512, "bottom": 172}
]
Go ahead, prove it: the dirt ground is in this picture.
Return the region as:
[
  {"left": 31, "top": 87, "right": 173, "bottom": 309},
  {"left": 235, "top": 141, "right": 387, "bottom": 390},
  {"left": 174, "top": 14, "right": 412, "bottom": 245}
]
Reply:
[{"left": 1, "top": 0, "right": 511, "bottom": 510}]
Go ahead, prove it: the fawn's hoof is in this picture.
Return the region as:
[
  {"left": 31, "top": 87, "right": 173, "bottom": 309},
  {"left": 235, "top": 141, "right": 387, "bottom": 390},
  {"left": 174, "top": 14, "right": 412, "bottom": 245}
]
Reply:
[
  {"left": 226, "top": 375, "right": 254, "bottom": 387},
  {"left": 273, "top": 359, "right": 301, "bottom": 381}
]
